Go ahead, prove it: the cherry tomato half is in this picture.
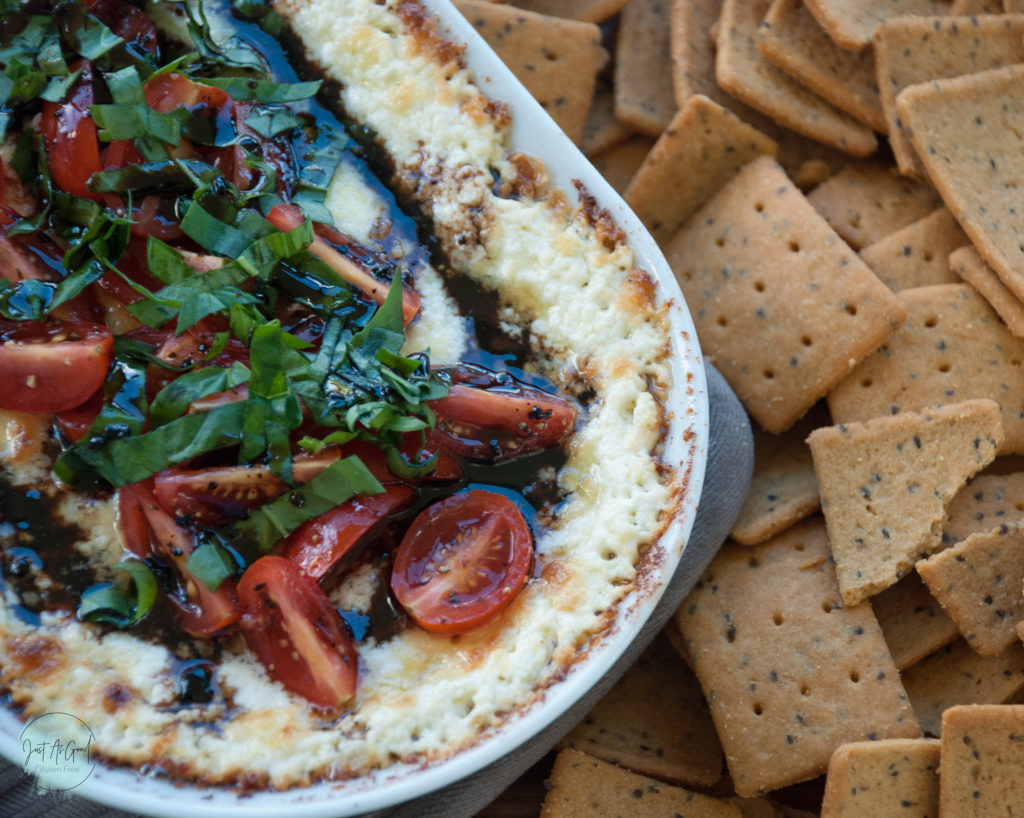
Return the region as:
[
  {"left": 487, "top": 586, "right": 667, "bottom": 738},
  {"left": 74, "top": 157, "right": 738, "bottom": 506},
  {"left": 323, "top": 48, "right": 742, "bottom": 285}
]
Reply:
[
  {"left": 390, "top": 489, "right": 532, "bottom": 634},
  {"left": 238, "top": 555, "right": 358, "bottom": 711},
  {"left": 428, "top": 368, "right": 577, "bottom": 462},
  {"left": 40, "top": 63, "right": 102, "bottom": 201},
  {"left": 154, "top": 465, "right": 289, "bottom": 526},
  {"left": 0, "top": 321, "right": 113, "bottom": 414},
  {"left": 283, "top": 483, "right": 418, "bottom": 580}
]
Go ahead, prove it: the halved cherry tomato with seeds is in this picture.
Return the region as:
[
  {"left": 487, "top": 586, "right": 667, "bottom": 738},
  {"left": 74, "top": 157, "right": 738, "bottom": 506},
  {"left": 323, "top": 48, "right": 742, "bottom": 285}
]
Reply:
[
  {"left": 428, "top": 367, "right": 577, "bottom": 462},
  {"left": 239, "top": 555, "right": 358, "bottom": 711},
  {"left": 154, "top": 466, "right": 289, "bottom": 526},
  {"left": 283, "top": 484, "right": 418, "bottom": 580},
  {"left": 391, "top": 489, "right": 532, "bottom": 634},
  {"left": 0, "top": 321, "right": 113, "bottom": 414}
]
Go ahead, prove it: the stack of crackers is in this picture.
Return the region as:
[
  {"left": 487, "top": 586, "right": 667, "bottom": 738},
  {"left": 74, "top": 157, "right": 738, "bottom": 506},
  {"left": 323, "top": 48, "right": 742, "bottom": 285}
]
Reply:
[{"left": 459, "top": 0, "right": 1024, "bottom": 815}]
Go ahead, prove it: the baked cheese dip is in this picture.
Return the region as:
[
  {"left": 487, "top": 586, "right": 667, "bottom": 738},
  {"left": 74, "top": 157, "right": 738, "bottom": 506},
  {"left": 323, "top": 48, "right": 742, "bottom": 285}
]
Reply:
[{"left": 0, "top": 0, "right": 684, "bottom": 789}]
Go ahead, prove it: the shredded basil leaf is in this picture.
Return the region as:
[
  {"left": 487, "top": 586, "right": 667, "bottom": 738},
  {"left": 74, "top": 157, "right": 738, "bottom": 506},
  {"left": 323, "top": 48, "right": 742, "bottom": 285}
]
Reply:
[
  {"left": 186, "top": 543, "right": 238, "bottom": 592},
  {"left": 78, "top": 560, "right": 157, "bottom": 627},
  {"left": 195, "top": 76, "right": 321, "bottom": 103}
]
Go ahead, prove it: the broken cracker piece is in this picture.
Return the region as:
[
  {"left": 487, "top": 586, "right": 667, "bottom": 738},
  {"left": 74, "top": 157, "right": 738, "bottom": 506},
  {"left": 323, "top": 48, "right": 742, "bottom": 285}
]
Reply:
[
  {"left": 951, "top": 244, "right": 1024, "bottom": 338},
  {"left": 808, "top": 399, "right": 1003, "bottom": 605}
]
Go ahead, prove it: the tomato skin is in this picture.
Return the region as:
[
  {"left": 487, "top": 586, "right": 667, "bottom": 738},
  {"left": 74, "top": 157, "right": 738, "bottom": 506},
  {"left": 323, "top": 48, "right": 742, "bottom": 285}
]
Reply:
[
  {"left": 144, "top": 72, "right": 230, "bottom": 113},
  {"left": 40, "top": 63, "right": 102, "bottom": 201},
  {"left": 391, "top": 489, "right": 532, "bottom": 634},
  {"left": 154, "top": 465, "right": 289, "bottom": 526},
  {"left": 238, "top": 555, "right": 358, "bottom": 711},
  {"left": 282, "top": 484, "right": 418, "bottom": 580},
  {"left": 117, "top": 479, "right": 156, "bottom": 559},
  {"left": 428, "top": 368, "right": 578, "bottom": 462},
  {"left": 55, "top": 389, "right": 104, "bottom": 443},
  {"left": 85, "top": 0, "right": 158, "bottom": 53},
  {"left": 0, "top": 321, "right": 113, "bottom": 414}
]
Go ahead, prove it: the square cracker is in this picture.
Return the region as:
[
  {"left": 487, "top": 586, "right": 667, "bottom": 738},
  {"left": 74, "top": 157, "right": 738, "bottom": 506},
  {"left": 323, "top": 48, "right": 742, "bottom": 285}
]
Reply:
[
  {"left": 558, "top": 633, "right": 724, "bottom": 787},
  {"left": 715, "top": 0, "right": 877, "bottom": 157},
  {"left": 820, "top": 739, "right": 941, "bottom": 818},
  {"left": 802, "top": 0, "right": 954, "bottom": 52},
  {"left": 951, "top": 244, "right": 1024, "bottom": 338},
  {"left": 675, "top": 519, "right": 920, "bottom": 798},
  {"left": 539, "top": 748, "right": 742, "bottom": 817},
  {"left": 897, "top": 64, "right": 1024, "bottom": 304},
  {"left": 668, "top": 0, "right": 852, "bottom": 183},
  {"left": 807, "top": 399, "right": 1003, "bottom": 606},
  {"left": 623, "top": 95, "right": 778, "bottom": 245},
  {"left": 806, "top": 163, "right": 942, "bottom": 251},
  {"left": 944, "top": 472, "right": 1024, "bottom": 545},
  {"left": 859, "top": 208, "right": 966, "bottom": 291},
  {"left": 730, "top": 405, "right": 825, "bottom": 546},
  {"left": 827, "top": 284, "right": 1024, "bottom": 455},
  {"left": 874, "top": 14, "right": 1024, "bottom": 180},
  {"left": 871, "top": 573, "right": 960, "bottom": 670},
  {"left": 506, "top": 0, "right": 631, "bottom": 23},
  {"left": 756, "top": 0, "right": 886, "bottom": 132},
  {"left": 900, "top": 638, "right": 1024, "bottom": 736},
  {"left": 916, "top": 523, "right": 1024, "bottom": 655},
  {"left": 581, "top": 84, "right": 631, "bottom": 157},
  {"left": 614, "top": 0, "right": 676, "bottom": 137},
  {"left": 940, "top": 705, "right": 1024, "bottom": 815},
  {"left": 664, "top": 155, "right": 906, "bottom": 434},
  {"left": 453, "top": 1, "right": 605, "bottom": 145}
]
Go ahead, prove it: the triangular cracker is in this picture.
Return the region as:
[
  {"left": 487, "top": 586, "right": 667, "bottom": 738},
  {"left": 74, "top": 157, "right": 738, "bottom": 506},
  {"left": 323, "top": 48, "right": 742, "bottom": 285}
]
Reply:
[
  {"left": 806, "top": 163, "right": 942, "bottom": 251},
  {"left": 676, "top": 520, "right": 919, "bottom": 797},
  {"left": 917, "top": 523, "right": 1024, "bottom": 655},
  {"left": 715, "top": 0, "right": 877, "bottom": 156},
  {"left": 874, "top": 14, "right": 1024, "bottom": 180},
  {"left": 623, "top": 95, "right": 778, "bottom": 245},
  {"left": 859, "top": 208, "right": 965, "bottom": 291},
  {"left": 540, "top": 749, "right": 741, "bottom": 817},
  {"left": 756, "top": 0, "right": 885, "bottom": 132},
  {"left": 897, "top": 64, "right": 1024, "bottom": 304},
  {"left": 828, "top": 284, "right": 1024, "bottom": 455},
  {"left": 951, "top": 244, "right": 1024, "bottom": 338},
  {"left": 614, "top": 0, "right": 676, "bottom": 137},
  {"left": 558, "top": 634, "right": 724, "bottom": 787},
  {"left": 802, "top": 0, "right": 955, "bottom": 51},
  {"left": 665, "top": 155, "right": 906, "bottom": 434},
  {"left": 454, "top": 1, "right": 606, "bottom": 145},
  {"left": 808, "top": 399, "right": 1003, "bottom": 605},
  {"left": 871, "top": 573, "right": 960, "bottom": 670}
]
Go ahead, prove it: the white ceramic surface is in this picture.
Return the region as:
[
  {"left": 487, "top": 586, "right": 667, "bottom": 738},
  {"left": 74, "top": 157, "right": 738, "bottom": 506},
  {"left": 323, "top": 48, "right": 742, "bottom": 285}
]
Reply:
[{"left": 0, "top": 1, "right": 710, "bottom": 814}]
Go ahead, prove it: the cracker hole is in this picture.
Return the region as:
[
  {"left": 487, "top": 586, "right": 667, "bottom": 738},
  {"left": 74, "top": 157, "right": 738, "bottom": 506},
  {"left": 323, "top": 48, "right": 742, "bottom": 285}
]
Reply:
[
  {"left": 681, "top": 271, "right": 693, "bottom": 281},
  {"left": 923, "top": 250, "right": 934, "bottom": 262},
  {"left": 772, "top": 612, "right": 784, "bottom": 626},
  {"left": 717, "top": 315, "right": 728, "bottom": 327},
  {"left": 845, "top": 304, "right": 858, "bottom": 316},
  {"left": 1016, "top": 502, "right": 1024, "bottom": 512},
  {"left": 788, "top": 241, "right": 800, "bottom": 253},
  {"left": 822, "top": 600, "right": 835, "bottom": 613},
  {"left": 849, "top": 670, "right": 860, "bottom": 684},
  {"left": 938, "top": 362, "right": 951, "bottom": 373},
  {"left": 763, "top": 369, "right": 774, "bottom": 380},
  {"left": 794, "top": 542, "right": 805, "bottom": 552},
  {"left": 715, "top": 237, "right": 725, "bottom": 247},
  {"left": 861, "top": 378, "right": 873, "bottom": 388},
  {"left": 725, "top": 627, "right": 736, "bottom": 643},
  {"left": 753, "top": 703, "right": 764, "bottom": 716},
  {"left": 924, "top": 316, "right": 938, "bottom": 328},
  {"left": 801, "top": 336, "right": 813, "bottom": 347},
  {"left": 754, "top": 280, "right": 765, "bottom": 292},
  {"left": 754, "top": 202, "right": 764, "bottom": 212},
  {"left": 800, "top": 684, "right": 810, "bottom": 696}
]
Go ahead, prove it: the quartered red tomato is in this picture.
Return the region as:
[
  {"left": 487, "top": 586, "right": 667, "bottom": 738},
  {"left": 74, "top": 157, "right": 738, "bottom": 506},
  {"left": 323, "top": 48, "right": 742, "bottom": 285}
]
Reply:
[
  {"left": 238, "top": 555, "right": 358, "bottom": 711},
  {"left": 282, "top": 484, "right": 418, "bottom": 580},
  {"left": 390, "top": 489, "right": 532, "bottom": 634},
  {"left": 117, "top": 479, "right": 156, "bottom": 560},
  {"left": 130, "top": 485, "right": 240, "bottom": 638},
  {"left": 0, "top": 321, "right": 113, "bottom": 414},
  {"left": 40, "top": 62, "right": 102, "bottom": 201},
  {"left": 428, "top": 367, "right": 578, "bottom": 461}
]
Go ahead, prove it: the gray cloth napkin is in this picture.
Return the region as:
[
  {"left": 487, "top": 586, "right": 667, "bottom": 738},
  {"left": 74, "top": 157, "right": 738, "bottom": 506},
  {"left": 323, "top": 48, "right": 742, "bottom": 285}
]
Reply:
[{"left": 0, "top": 362, "right": 752, "bottom": 818}]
